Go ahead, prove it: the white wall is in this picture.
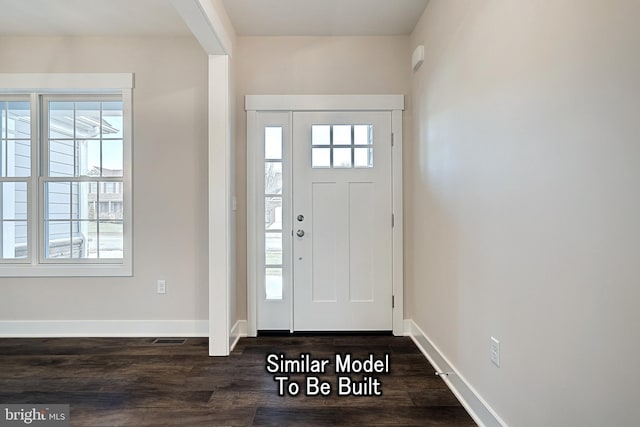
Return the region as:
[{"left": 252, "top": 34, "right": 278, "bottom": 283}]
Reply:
[
  {"left": 234, "top": 35, "right": 411, "bottom": 319},
  {"left": 409, "top": 0, "right": 640, "bottom": 425},
  {"left": 0, "top": 36, "right": 210, "bottom": 325}
]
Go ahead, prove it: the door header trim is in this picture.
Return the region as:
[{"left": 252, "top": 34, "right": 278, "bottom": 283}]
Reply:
[{"left": 245, "top": 95, "right": 404, "bottom": 112}]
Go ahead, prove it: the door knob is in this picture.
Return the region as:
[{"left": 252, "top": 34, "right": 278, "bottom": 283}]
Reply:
[
  {"left": 296, "top": 229, "right": 305, "bottom": 237},
  {"left": 297, "top": 214, "right": 304, "bottom": 222}
]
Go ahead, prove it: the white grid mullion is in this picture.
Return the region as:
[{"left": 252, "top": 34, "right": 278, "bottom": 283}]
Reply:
[
  {"left": 30, "top": 93, "right": 38, "bottom": 265},
  {"left": 44, "top": 176, "right": 122, "bottom": 182},
  {"left": 72, "top": 101, "right": 77, "bottom": 178},
  {"left": 96, "top": 180, "right": 100, "bottom": 258},
  {"left": 69, "top": 179, "right": 74, "bottom": 258}
]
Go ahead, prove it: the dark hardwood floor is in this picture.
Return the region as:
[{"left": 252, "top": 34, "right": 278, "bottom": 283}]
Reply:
[{"left": 0, "top": 335, "right": 476, "bottom": 426}]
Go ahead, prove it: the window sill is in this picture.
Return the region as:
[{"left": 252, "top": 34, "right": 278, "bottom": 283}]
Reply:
[{"left": 0, "top": 262, "right": 132, "bottom": 277}]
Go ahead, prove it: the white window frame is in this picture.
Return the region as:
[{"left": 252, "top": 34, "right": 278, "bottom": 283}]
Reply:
[{"left": 0, "top": 73, "right": 133, "bottom": 277}]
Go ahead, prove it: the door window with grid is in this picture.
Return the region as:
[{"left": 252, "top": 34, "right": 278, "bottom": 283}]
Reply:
[{"left": 311, "top": 124, "right": 373, "bottom": 168}]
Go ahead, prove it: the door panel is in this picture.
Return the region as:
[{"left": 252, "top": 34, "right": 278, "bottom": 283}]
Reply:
[
  {"left": 311, "top": 182, "right": 338, "bottom": 302},
  {"left": 348, "top": 182, "right": 375, "bottom": 302},
  {"left": 293, "top": 111, "right": 392, "bottom": 331}
]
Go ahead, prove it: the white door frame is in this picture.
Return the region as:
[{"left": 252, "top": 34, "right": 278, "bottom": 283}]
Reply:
[{"left": 246, "top": 95, "right": 405, "bottom": 336}]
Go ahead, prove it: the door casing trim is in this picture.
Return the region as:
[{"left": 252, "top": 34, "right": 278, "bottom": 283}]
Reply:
[{"left": 245, "top": 95, "right": 405, "bottom": 336}]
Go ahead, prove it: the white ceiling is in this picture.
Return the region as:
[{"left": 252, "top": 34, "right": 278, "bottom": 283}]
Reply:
[
  {"left": 0, "top": 0, "right": 429, "bottom": 37},
  {"left": 0, "top": 0, "right": 192, "bottom": 36},
  {"left": 222, "top": 0, "right": 430, "bottom": 36}
]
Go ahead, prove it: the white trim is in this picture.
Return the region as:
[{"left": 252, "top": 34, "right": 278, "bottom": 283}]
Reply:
[
  {"left": 170, "top": 0, "right": 233, "bottom": 56},
  {"left": 209, "top": 55, "right": 231, "bottom": 356},
  {"left": 172, "top": 0, "right": 236, "bottom": 355},
  {"left": 0, "top": 73, "right": 133, "bottom": 90},
  {"left": 286, "top": 110, "right": 294, "bottom": 332},
  {"left": 229, "top": 319, "right": 247, "bottom": 351},
  {"left": 245, "top": 95, "right": 404, "bottom": 112},
  {"left": 0, "top": 320, "right": 208, "bottom": 338},
  {"left": 404, "top": 319, "right": 508, "bottom": 427},
  {"left": 246, "top": 110, "right": 258, "bottom": 337},
  {"left": 391, "top": 109, "right": 404, "bottom": 336},
  {"left": 121, "top": 88, "right": 134, "bottom": 276}
]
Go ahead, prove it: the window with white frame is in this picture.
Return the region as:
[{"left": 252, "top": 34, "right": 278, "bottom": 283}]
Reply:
[
  {"left": 0, "top": 75, "right": 132, "bottom": 276},
  {"left": 43, "top": 96, "right": 124, "bottom": 260}
]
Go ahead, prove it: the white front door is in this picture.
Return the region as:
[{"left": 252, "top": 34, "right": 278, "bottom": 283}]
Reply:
[{"left": 292, "top": 111, "right": 393, "bottom": 331}]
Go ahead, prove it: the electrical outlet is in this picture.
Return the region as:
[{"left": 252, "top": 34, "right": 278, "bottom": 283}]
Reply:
[
  {"left": 490, "top": 336, "right": 500, "bottom": 367},
  {"left": 157, "top": 280, "right": 166, "bottom": 294}
]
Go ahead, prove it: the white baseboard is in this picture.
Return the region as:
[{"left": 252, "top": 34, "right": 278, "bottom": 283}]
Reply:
[
  {"left": 404, "top": 319, "right": 507, "bottom": 427},
  {"left": 229, "top": 319, "right": 247, "bottom": 351},
  {"left": 0, "top": 320, "right": 208, "bottom": 338}
]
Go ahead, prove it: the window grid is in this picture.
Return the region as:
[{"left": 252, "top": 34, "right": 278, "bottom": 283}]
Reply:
[
  {"left": 42, "top": 177, "right": 123, "bottom": 260},
  {"left": 311, "top": 124, "right": 373, "bottom": 169},
  {"left": 43, "top": 97, "right": 124, "bottom": 262},
  {"left": 0, "top": 98, "right": 32, "bottom": 261},
  {"left": 0, "top": 92, "right": 129, "bottom": 270}
]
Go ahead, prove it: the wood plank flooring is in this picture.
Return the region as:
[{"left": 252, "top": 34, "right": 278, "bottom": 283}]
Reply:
[{"left": 0, "top": 336, "right": 476, "bottom": 426}]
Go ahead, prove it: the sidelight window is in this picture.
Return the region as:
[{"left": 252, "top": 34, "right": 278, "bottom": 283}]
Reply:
[{"left": 264, "top": 126, "right": 283, "bottom": 299}]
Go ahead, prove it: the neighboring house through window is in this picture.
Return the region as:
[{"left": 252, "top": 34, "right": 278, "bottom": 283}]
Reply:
[{"left": 0, "top": 74, "right": 132, "bottom": 276}]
